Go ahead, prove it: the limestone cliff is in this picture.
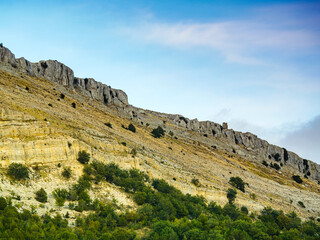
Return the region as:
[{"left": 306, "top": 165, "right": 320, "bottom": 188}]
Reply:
[
  {"left": 1, "top": 44, "right": 319, "bottom": 182},
  {"left": 0, "top": 45, "right": 128, "bottom": 107}
]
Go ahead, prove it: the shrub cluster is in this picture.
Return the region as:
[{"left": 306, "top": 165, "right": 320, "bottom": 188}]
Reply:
[
  {"left": 77, "top": 150, "right": 90, "bottom": 164},
  {"left": 7, "top": 163, "right": 29, "bottom": 180},
  {"left": 151, "top": 126, "right": 165, "bottom": 138}
]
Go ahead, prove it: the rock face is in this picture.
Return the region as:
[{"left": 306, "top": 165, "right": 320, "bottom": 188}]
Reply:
[
  {"left": 164, "top": 114, "right": 320, "bottom": 181},
  {"left": 1, "top": 44, "right": 319, "bottom": 182},
  {"left": 0, "top": 45, "right": 128, "bottom": 106}
]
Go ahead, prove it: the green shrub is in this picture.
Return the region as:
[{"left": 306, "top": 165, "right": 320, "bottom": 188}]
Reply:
[
  {"left": 229, "top": 177, "right": 246, "bottom": 192},
  {"left": 151, "top": 126, "right": 165, "bottom": 138},
  {"left": 191, "top": 178, "right": 201, "bottom": 187},
  {"left": 0, "top": 197, "right": 7, "bottom": 210},
  {"left": 128, "top": 123, "right": 136, "bottom": 133},
  {"left": 62, "top": 167, "right": 72, "bottom": 179},
  {"left": 227, "top": 188, "right": 237, "bottom": 204},
  {"left": 104, "top": 122, "right": 112, "bottom": 128},
  {"left": 7, "top": 163, "right": 29, "bottom": 180},
  {"left": 71, "top": 102, "right": 76, "bottom": 108},
  {"left": 292, "top": 175, "right": 303, "bottom": 184},
  {"left": 77, "top": 150, "right": 90, "bottom": 164},
  {"left": 35, "top": 188, "right": 47, "bottom": 203},
  {"left": 298, "top": 201, "right": 305, "bottom": 208}
]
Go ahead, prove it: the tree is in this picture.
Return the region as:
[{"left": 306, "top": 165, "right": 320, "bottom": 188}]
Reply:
[
  {"left": 227, "top": 188, "right": 237, "bottom": 204},
  {"left": 35, "top": 188, "right": 47, "bottom": 203},
  {"left": 151, "top": 126, "right": 165, "bottom": 138},
  {"left": 77, "top": 150, "right": 90, "bottom": 164},
  {"left": 7, "top": 163, "right": 29, "bottom": 180},
  {"left": 229, "top": 177, "right": 246, "bottom": 192}
]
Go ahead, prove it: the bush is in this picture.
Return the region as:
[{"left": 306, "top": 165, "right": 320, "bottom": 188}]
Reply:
[
  {"left": 35, "top": 188, "right": 47, "bottom": 203},
  {"left": 229, "top": 177, "right": 246, "bottom": 192},
  {"left": 270, "top": 163, "right": 281, "bottom": 170},
  {"left": 128, "top": 123, "right": 136, "bottom": 133},
  {"left": 262, "top": 160, "right": 269, "bottom": 167},
  {"left": 151, "top": 126, "right": 165, "bottom": 138},
  {"left": 77, "top": 150, "right": 90, "bottom": 164},
  {"left": 292, "top": 175, "right": 303, "bottom": 184},
  {"left": 71, "top": 102, "right": 76, "bottom": 108},
  {"left": 62, "top": 167, "right": 72, "bottom": 179},
  {"left": 298, "top": 201, "right": 306, "bottom": 208},
  {"left": 227, "top": 188, "right": 237, "bottom": 204},
  {"left": 0, "top": 197, "right": 7, "bottom": 210},
  {"left": 191, "top": 178, "right": 201, "bottom": 187},
  {"left": 104, "top": 122, "right": 112, "bottom": 128},
  {"left": 7, "top": 163, "right": 29, "bottom": 180},
  {"left": 60, "top": 93, "right": 65, "bottom": 99}
]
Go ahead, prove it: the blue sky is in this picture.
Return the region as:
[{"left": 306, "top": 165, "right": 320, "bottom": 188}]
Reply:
[{"left": 1, "top": 0, "right": 319, "bottom": 163}]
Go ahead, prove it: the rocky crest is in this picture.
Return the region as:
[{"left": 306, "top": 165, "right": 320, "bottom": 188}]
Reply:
[
  {"left": 1, "top": 44, "right": 319, "bottom": 182},
  {"left": 0, "top": 45, "right": 128, "bottom": 107}
]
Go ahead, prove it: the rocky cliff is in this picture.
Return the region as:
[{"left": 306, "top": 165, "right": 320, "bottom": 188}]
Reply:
[
  {"left": 1, "top": 44, "right": 319, "bottom": 182},
  {"left": 0, "top": 45, "right": 128, "bottom": 107}
]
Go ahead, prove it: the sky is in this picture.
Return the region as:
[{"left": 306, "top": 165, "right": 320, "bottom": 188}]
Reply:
[{"left": 0, "top": 0, "right": 319, "bottom": 163}]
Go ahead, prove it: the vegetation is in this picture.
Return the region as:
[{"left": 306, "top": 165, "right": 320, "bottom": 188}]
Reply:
[
  {"left": 7, "top": 163, "right": 29, "bottom": 180},
  {"left": 229, "top": 176, "right": 246, "bottom": 192},
  {"left": 227, "top": 188, "right": 237, "bottom": 204},
  {"left": 292, "top": 175, "right": 303, "bottom": 184},
  {"left": 104, "top": 122, "right": 112, "bottom": 128},
  {"left": 35, "top": 188, "right": 47, "bottom": 203},
  {"left": 1, "top": 158, "right": 319, "bottom": 239},
  {"left": 270, "top": 162, "right": 281, "bottom": 170},
  {"left": 77, "top": 150, "right": 90, "bottom": 164},
  {"left": 128, "top": 123, "right": 136, "bottom": 133},
  {"left": 151, "top": 126, "right": 165, "bottom": 138},
  {"left": 62, "top": 167, "right": 72, "bottom": 179}
]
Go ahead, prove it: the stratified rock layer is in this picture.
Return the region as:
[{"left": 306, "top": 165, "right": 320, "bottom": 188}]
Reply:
[{"left": 1, "top": 44, "right": 319, "bottom": 181}]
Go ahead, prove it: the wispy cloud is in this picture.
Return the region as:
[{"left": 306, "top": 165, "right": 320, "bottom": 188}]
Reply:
[
  {"left": 124, "top": 4, "right": 320, "bottom": 64},
  {"left": 279, "top": 115, "right": 320, "bottom": 163}
]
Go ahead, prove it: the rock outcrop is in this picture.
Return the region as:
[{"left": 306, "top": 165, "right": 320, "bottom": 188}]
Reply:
[
  {"left": 0, "top": 45, "right": 128, "bottom": 107},
  {"left": 1, "top": 44, "right": 319, "bottom": 182},
  {"left": 164, "top": 114, "right": 320, "bottom": 181}
]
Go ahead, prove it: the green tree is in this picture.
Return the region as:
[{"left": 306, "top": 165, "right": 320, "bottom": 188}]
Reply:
[
  {"left": 151, "top": 126, "right": 165, "bottom": 138},
  {"left": 77, "top": 150, "right": 90, "bottom": 164},
  {"left": 35, "top": 188, "right": 47, "bottom": 203},
  {"left": 227, "top": 188, "right": 237, "bottom": 204},
  {"left": 229, "top": 176, "right": 246, "bottom": 192},
  {"left": 7, "top": 163, "right": 29, "bottom": 180}
]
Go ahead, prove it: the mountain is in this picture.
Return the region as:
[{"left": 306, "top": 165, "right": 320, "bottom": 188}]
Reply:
[{"left": 0, "top": 43, "right": 320, "bottom": 223}]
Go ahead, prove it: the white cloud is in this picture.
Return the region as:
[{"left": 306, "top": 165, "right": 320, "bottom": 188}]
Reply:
[{"left": 123, "top": 11, "right": 320, "bottom": 64}]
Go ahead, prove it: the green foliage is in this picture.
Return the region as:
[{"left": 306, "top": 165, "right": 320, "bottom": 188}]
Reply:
[
  {"left": 128, "top": 123, "right": 136, "bottom": 133},
  {"left": 298, "top": 201, "right": 306, "bottom": 208},
  {"left": 229, "top": 176, "right": 246, "bottom": 192},
  {"left": 77, "top": 150, "right": 90, "bottom": 164},
  {"left": 62, "top": 167, "right": 72, "bottom": 179},
  {"left": 0, "top": 197, "right": 7, "bottom": 210},
  {"left": 191, "top": 178, "right": 201, "bottom": 187},
  {"left": 151, "top": 126, "right": 165, "bottom": 138},
  {"left": 7, "top": 163, "right": 29, "bottom": 180},
  {"left": 227, "top": 188, "right": 237, "bottom": 204},
  {"left": 35, "top": 188, "right": 47, "bottom": 203},
  {"left": 104, "top": 122, "right": 112, "bottom": 128},
  {"left": 292, "top": 175, "right": 303, "bottom": 184},
  {"left": 270, "top": 163, "right": 281, "bottom": 170},
  {"left": 1, "top": 161, "right": 319, "bottom": 239}
]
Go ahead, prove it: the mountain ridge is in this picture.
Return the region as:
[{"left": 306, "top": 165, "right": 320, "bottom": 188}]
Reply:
[{"left": 1, "top": 44, "right": 318, "bottom": 182}]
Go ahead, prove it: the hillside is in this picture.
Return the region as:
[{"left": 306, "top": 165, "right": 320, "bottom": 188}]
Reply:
[{"left": 0, "top": 44, "right": 320, "bottom": 238}]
